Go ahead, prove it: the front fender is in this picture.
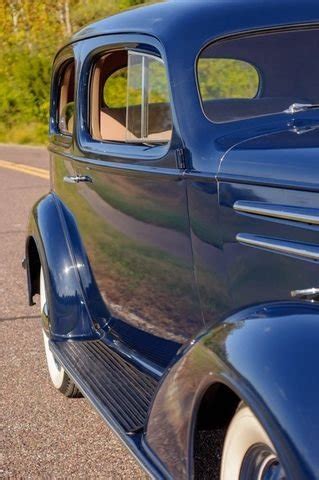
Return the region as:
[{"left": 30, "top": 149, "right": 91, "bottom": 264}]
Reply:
[
  {"left": 26, "top": 193, "right": 108, "bottom": 339},
  {"left": 146, "top": 301, "right": 319, "bottom": 480}
]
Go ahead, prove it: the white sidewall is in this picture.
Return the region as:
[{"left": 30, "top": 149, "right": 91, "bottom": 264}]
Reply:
[
  {"left": 220, "top": 405, "right": 275, "bottom": 480},
  {"left": 40, "top": 268, "right": 65, "bottom": 389}
]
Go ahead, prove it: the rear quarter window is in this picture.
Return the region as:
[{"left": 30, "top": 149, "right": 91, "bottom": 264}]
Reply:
[
  {"left": 197, "top": 28, "right": 319, "bottom": 123},
  {"left": 58, "top": 60, "right": 75, "bottom": 135}
]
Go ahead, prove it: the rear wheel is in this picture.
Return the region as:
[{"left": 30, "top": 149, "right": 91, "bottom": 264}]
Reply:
[
  {"left": 40, "top": 268, "right": 81, "bottom": 397},
  {"left": 220, "top": 404, "right": 285, "bottom": 480}
]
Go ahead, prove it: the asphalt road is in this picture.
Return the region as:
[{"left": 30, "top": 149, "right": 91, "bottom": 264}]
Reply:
[{"left": 0, "top": 144, "right": 147, "bottom": 479}]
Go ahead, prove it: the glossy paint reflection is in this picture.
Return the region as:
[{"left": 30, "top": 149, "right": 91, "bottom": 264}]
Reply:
[
  {"left": 30, "top": 193, "right": 99, "bottom": 339},
  {"left": 219, "top": 127, "right": 319, "bottom": 312},
  {"left": 147, "top": 302, "right": 319, "bottom": 480},
  {"left": 187, "top": 177, "right": 232, "bottom": 326},
  {"left": 53, "top": 152, "right": 203, "bottom": 347}
]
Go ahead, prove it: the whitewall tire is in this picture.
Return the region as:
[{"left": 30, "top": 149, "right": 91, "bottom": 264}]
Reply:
[
  {"left": 220, "top": 404, "right": 285, "bottom": 480},
  {"left": 40, "top": 268, "right": 81, "bottom": 397}
]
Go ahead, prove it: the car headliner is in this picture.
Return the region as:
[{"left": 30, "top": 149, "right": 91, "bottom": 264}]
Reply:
[{"left": 71, "top": 0, "right": 319, "bottom": 52}]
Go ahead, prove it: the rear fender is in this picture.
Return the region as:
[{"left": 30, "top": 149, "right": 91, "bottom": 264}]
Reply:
[
  {"left": 26, "top": 193, "right": 109, "bottom": 339},
  {"left": 146, "top": 301, "right": 319, "bottom": 480}
]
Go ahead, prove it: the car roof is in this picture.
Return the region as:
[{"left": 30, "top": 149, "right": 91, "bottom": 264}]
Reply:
[{"left": 71, "top": 0, "right": 319, "bottom": 49}]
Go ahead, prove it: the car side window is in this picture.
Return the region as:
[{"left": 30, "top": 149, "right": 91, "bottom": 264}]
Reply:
[
  {"left": 90, "top": 50, "right": 172, "bottom": 145},
  {"left": 58, "top": 60, "right": 75, "bottom": 135},
  {"left": 197, "top": 29, "right": 319, "bottom": 123}
]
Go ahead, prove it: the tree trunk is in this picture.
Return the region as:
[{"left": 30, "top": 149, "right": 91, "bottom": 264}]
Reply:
[{"left": 63, "top": 0, "right": 72, "bottom": 37}]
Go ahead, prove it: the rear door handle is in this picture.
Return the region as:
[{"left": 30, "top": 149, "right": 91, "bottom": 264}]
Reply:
[
  {"left": 63, "top": 175, "right": 93, "bottom": 184},
  {"left": 291, "top": 287, "right": 319, "bottom": 302}
]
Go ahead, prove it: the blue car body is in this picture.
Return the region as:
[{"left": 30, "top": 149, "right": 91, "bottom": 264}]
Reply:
[{"left": 25, "top": 1, "right": 319, "bottom": 478}]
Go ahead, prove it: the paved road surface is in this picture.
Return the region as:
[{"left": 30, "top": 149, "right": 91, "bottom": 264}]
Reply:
[{"left": 0, "top": 144, "right": 147, "bottom": 479}]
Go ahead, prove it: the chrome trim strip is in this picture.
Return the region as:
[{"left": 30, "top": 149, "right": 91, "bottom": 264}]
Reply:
[
  {"left": 291, "top": 287, "right": 319, "bottom": 300},
  {"left": 234, "top": 201, "right": 319, "bottom": 225},
  {"left": 236, "top": 233, "right": 319, "bottom": 261}
]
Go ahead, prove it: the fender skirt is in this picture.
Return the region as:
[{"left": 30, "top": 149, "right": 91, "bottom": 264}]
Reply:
[
  {"left": 146, "top": 301, "right": 319, "bottom": 480},
  {"left": 26, "top": 193, "right": 109, "bottom": 339}
]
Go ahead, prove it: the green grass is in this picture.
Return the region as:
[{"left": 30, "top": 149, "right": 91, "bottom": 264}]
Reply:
[{"left": 0, "top": 122, "right": 48, "bottom": 145}]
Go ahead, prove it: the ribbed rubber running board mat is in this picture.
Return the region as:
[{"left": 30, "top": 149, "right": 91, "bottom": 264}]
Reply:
[{"left": 53, "top": 340, "right": 158, "bottom": 433}]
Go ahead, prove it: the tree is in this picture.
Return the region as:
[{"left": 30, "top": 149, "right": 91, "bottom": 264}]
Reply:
[{"left": 0, "top": 0, "right": 147, "bottom": 144}]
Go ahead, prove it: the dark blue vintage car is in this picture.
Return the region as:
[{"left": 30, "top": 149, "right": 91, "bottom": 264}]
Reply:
[{"left": 24, "top": 1, "right": 319, "bottom": 478}]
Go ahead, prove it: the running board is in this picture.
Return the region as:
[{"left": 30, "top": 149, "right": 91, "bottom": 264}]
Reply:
[{"left": 51, "top": 339, "right": 158, "bottom": 434}]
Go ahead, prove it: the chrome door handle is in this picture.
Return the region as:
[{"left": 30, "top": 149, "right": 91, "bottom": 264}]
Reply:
[
  {"left": 291, "top": 287, "right": 319, "bottom": 302},
  {"left": 63, "top": 175, "right": 93, "bottom": 184}
]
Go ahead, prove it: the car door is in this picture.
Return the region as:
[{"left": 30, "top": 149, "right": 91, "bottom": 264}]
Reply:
[{"left": 51, "top": 36, "right": 203, "bottom": 366}]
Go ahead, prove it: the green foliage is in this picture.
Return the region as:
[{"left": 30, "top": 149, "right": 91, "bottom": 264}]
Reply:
[
  {"left": 0, "top": 0, "right": 146, "bottom": 144},
  {"left": 104, "top": 68, "right": 128, "bottom": 108},
  {"left": 104, "top": 55, "right": 170, "bottom": 109},
  {"left": 0, "top": 2, "right": 260, "bottom": 145},
  {"left": 0, "top": 122, "right": 48, "bottom": 145},
  {"left": 148, "top": 59, "right": 170, "bottom": 103},
  {"left": 198, "top": 58, "right": 259, "bottom": 100}
]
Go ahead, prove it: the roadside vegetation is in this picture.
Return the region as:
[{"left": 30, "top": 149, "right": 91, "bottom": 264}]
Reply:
[
  {"left": 0, "top": 0, "right": 146, "bottom": 145},
  {"left": 0, "top": 1, "right": 258, "bottom": 145}
]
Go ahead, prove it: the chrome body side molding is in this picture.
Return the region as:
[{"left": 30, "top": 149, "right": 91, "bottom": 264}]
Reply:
[
  {"left": 234, "top": 201, "right": 319, "bottom": 226},
  {"left": 291, "top": 287, "right": 319, "bottom": 301},
  {"left": 236, "top": 233, "right": 319, "bottom": 262}
]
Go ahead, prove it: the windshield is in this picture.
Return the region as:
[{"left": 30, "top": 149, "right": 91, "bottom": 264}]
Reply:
[{"left": 197, "top": 28, "right": 319, "bottom": 123}]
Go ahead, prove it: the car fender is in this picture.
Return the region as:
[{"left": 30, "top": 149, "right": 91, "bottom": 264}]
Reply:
[
  {"left": 26, "top": 193, "right": 108, "bottom": 339},
  {"left": 146, "top": 301, "right": 319, "bottom": 480}
]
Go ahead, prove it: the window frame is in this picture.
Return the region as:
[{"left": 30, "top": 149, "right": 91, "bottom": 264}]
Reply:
[
  {"left": 77, "top": 35, "right": 179, "bottom": 163},
  {"left": 50, "top": 46, "right": 75, "bottom": 147}
]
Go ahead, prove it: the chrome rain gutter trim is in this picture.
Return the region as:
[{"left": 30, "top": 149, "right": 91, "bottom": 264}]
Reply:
[
  {"left": 236, "top": 233, "right": 319, "bottom": 261},
  {"left": 234, "top": 201, "right": 319, "bottom": 226}
]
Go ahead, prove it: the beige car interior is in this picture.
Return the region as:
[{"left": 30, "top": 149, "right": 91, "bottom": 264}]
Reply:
[
  {"left": 59, "top": 61, "right": 75, "bottom": 134},
  {"left": 91, "top": 51, "right": 172, "bottom": 144}
]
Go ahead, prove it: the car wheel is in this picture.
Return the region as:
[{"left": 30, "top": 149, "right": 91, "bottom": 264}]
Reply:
[
  {"left": 40, "top": 268, "right": 81, "bottom": 397},
  {"left": 220, "top": 403, "right": 285, "bottom": 480}
]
